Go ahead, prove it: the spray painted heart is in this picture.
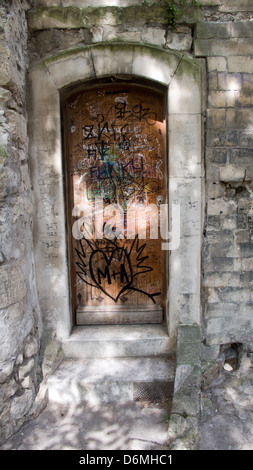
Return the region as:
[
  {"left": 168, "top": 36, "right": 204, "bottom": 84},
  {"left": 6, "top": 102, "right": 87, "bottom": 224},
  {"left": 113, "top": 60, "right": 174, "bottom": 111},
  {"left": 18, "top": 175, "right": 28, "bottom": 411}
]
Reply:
[{"left": 89, "top": 248, "right": 133, "bottom": 302}]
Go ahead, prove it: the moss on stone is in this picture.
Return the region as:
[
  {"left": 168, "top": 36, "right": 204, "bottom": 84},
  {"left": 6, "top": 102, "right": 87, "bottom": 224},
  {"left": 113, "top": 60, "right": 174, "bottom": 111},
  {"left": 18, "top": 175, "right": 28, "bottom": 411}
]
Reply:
[
  {"left": 29, "top": 6, "right": 84, "bottom": 30},
  {"left": 0, "top": 147, "right": 8, "bottom": 164},
  {"left": 177, "top": 54, "right": 203, "bottom": 86},
  {"left": 42, "top": 41, "right": 182, "bottom": 69},
  {"left": 43, "top": 46, "right": 91, "bottom": 67},
  {"left": 28, "top": 4, "right": 178, "bottom": 32}
]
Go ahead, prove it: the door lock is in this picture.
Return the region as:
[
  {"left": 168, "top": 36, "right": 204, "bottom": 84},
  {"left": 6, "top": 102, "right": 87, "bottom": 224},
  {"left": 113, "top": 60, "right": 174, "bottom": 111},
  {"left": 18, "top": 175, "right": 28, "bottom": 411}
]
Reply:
[{"left": 157, "top": 195, "right": 164, "bottom": 207}]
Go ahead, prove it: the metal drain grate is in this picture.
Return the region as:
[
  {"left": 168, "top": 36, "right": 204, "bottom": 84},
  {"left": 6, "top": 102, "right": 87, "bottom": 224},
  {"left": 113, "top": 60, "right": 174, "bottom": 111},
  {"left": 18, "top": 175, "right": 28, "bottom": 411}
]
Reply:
[{"left": 133, "top": 380, "right": 174, "bottom": 404}]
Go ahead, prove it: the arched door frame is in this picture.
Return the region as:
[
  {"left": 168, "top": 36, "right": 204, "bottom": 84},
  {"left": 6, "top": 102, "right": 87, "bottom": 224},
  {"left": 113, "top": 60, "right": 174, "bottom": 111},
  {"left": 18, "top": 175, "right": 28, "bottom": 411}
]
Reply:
[{"left": 28, "top": 43, "right": 204, "bottom": 350}]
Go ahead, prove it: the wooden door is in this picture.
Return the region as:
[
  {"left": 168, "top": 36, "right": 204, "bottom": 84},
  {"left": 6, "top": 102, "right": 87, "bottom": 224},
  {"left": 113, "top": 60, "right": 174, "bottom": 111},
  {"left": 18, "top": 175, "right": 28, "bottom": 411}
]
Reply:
[{"left": 64, "top": 84, "right": 167, "bottom": 325}]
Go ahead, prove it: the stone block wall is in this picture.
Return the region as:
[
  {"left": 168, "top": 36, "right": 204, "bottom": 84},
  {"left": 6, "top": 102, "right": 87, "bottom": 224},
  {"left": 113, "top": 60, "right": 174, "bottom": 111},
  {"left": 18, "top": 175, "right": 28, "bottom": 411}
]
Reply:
[
  {"left": 0, "top": 0, "right": 253, "bottom": 443},
  {"left": 193, "top": 14, "right": 253, "bottom": 347},
  {"left": 27, "top": 0, "right": 253, "bottom": 350},
  {"left": 0, "top": 0, "right": 41, "bottom": 443}
]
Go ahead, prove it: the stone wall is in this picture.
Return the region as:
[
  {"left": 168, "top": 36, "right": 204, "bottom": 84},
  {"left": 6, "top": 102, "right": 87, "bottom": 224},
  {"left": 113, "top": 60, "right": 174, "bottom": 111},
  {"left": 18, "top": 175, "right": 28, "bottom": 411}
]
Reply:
[
  {"left": 0, "top": 0, "right": 253, "bottom": 444},
  {"left": 193, "top": 14, "right": 253, "bottom": 348},
  {"left": 27, "top": 0, "right": 253, "bottom": 351},
  {"left": 0, "top": 0, "right": 41, "bottom": 443}
]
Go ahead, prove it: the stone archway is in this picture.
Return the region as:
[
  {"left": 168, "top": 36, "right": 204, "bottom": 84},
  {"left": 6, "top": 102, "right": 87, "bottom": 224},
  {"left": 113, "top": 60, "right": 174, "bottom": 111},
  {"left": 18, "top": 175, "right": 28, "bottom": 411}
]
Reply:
[{"left": 28, "top": 43, "right": 203, "bottom": 350}]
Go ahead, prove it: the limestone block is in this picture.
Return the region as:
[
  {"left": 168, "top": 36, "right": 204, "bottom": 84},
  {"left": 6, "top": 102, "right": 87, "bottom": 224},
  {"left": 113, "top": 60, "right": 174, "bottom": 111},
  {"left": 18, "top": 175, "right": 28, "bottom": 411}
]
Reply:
[
  {"left": 195, "top": 22, "right": 231, "bottom": 39},
  {"left": 171, "top": 293, "right": 201, "bottom": 324},
  {"left": 169, "top": 177, "right": 202, "bottom": 237},
  {"left": 227, "top": 109, "right": 253, "bottom": 130},
  {"left": 246, "top": 167, "right": 253, "bottom": 181},
  {"left": 207, "top": 56, "right": 227, "bottom": 72},
  {"left": 169, "top": 57, "right": 202, "bottom": 114},
  {"left": 219, "top": 287, "right": 251, "bottom": 303},
  {"left": 230, "top": 22, "right": 253, "bottom": 38},
  {"left": 206, "top": 148, "right": 227, "bottom": 165},
  {"left": 28, "top": 65, "right": 58, "bottom": 119},
  {"left": 168, "top": 114, "right": 202, "bottom": 177},
  {"left": 103, "top": 26, "right": 141, "bottom": 42},
  {"left": 220, "top": 0, "right": 253, "bottom": 12},
  {"left": 238, "top": 38, "right": 253, "bottom": 55},
  {"left": 227, "top": 56, "right": 253, "bottom": 73},
  {"left": 169, "top": 236, "right": 201, "bottom": 296},
  {"left": 28, "top": 7, "right": 84, "bottom": 31},
  {"left": 237, "top": 92, "right": 253, "bottom": 109},
  {"left": 207, "top": 108, "right": 226, "bottom": 129},
  {"left": 166, "top": 27, "right": 192, "bottom": 52},
  {"left": 217, "top": 73, "right": 242, "bottom": 91},
  {"left": 167, "top": 324, "right": 201, "bottom": 449},
  {"left": 208, "top": 71, "right": 218, "bottom": 90},
  {"left": 219, "top": 164, "right": 246, "bottom": 182},
  {"left": 47, "top": 49, "right": 94, "bottom": 89},
  {"left": 90, "top": 26, "right": 103, "bottom": 42},
  {"left": 92, "top": 44, "right": 133, "bottom": 77},
  {"left": 132, "top": 46, "right": 180, "bottom": 86},
  {"left": 206, "top": 129, "right": 238, "bottom": 147},
  {"left": 204, "top": 272, "right": 240, "bottom": 288},
  {"left": 194, "top": 39, "right": 238, "bottom": 57},
  {"left": 141, "top": 27, "right": 166, "bottom": 47},
  {"left": 208, "top": 90, "right": 227, "bottom": 108},
  {"left": 206, "top": 181, "right": 225, "bottom": 199}
]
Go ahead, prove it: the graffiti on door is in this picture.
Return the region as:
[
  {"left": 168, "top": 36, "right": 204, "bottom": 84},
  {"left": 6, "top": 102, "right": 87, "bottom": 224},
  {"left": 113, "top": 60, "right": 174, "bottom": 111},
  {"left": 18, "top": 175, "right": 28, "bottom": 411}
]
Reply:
[
  {"left": 65, "top": 84, "right": 166, "bottom": 309},
  {"left": 75, "top": 235, "right": 161, "bottom": 304}
]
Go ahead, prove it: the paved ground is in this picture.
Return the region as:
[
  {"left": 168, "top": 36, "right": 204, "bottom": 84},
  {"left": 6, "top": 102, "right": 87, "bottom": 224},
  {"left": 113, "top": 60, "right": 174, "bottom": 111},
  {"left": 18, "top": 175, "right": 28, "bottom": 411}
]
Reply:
[
  {"left": 0, "top": 400, "right": 171, "bottom": 451},
  {"left": 198, "top": 353, "right": 253, "bottom": 450},
  {"left": 1, "top": 353, "right": 253, "bottom": 451}
]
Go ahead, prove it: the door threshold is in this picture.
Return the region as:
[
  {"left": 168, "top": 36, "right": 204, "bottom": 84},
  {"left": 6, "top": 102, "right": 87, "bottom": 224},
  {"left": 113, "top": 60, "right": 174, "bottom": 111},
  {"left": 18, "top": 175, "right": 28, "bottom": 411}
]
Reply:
[
  {"left": 76, "top": 304, "right": 163, "bottom": 325},
  {"left": 63, "top": 324, "right": 170, "bottom": 359}
]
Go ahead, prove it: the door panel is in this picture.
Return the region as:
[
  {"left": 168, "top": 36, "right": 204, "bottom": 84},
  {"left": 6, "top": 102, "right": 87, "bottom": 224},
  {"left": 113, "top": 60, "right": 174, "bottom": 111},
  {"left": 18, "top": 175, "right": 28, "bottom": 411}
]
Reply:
[{"left": 64, "top": 84, "right": 167, "bottom": 324}]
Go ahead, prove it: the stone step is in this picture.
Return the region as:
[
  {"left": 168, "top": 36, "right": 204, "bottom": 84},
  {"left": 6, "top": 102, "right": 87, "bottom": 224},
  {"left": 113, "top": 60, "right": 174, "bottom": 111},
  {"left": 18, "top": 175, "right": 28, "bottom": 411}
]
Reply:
[
  {"left": 62, "top": 325, "right": 171, "bottom": 359},
  {"left": 47, "top": 356, "right": 176, "bottom": 405}
]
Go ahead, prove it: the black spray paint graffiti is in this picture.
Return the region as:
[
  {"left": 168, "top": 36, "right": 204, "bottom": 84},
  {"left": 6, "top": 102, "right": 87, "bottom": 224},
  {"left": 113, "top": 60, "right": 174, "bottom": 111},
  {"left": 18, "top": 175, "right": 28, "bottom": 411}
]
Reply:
[
  {"left": 75, "top": 235, "right": 161, "bottom": 304},
  {"left": 78, "top": 102, "right": 161, "bottom": 206},
  {"left": 81, "top": 101, "right": 157, "bottom": 158},
  {"left": 85, "top": 156, "right": 160, "bottom": 207}
]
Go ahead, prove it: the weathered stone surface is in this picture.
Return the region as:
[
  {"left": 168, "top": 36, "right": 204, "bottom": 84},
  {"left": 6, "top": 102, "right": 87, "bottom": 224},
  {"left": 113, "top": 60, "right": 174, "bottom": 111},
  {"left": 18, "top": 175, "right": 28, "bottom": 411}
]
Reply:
[
  {"left": 18, "top": 358, "right": 35, "bottom": 381},
  {"left": 23, "top": 335, "right": 40, "bottom": 359},
  {"left": 10, "top": 389, "right": 34, "bottom": 421},
  {"left": 227, "top": 56, "right": 253, "bottom": 73},
  {"left": 168, "top": 325, "right": 201, "bottom": 450},
  {"left": 0, "top": 0, "right": 41, "bottom": 445},
  {"left": 1, "top": 0, "right": 253, "bottom": 449},
  {"left": 219, "top": 164, "right": 246, "bottom": 182},
  {"left": 195, "top": 22, "right": 231, "bottom": 39},
  {"left": 194, "top": 38, "right": 238, "bottom": 57},
  {"left": 0, "top": 265, "right": 26, "bottom": 308}
]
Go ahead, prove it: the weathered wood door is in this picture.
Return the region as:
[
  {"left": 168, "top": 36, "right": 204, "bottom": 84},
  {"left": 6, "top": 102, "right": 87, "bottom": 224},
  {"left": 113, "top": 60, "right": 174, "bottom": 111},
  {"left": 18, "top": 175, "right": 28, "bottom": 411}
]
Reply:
[{"left": 64, "top": 84, "right": 167, "bottom": 325}]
